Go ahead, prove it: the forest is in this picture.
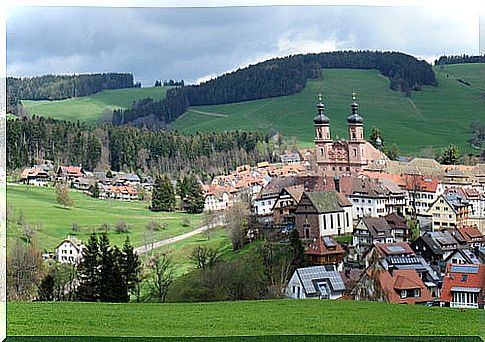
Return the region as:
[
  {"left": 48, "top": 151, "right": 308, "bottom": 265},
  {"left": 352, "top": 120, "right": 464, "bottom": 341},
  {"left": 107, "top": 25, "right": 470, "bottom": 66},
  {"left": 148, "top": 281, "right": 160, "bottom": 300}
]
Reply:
[
  {"left": 112, "top": 51, "right": 437, "bottom": 126},
  {"left": 7, "top": 73, "right": 135, "bottom": 114},
  {"left": 7, "top": 116, "right": 280, "bottom": 175},
  {"left": 435, "top": 54, "right": 485, "bottom": 65}
]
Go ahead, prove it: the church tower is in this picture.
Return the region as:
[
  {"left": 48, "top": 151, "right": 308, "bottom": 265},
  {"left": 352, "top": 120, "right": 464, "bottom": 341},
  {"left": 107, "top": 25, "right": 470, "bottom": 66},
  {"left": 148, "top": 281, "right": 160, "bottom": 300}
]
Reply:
[
  {"left": 347, "top": 92, "right": 366, "bottom": 172},
  {"left": 314, "top": 94, "right": 332, "bottom": 167}
]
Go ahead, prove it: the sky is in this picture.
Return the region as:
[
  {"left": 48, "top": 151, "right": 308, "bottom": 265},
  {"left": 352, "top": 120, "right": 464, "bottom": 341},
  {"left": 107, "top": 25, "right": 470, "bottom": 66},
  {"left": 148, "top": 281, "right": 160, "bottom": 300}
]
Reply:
[{"left": 6, "top": 5, "right": 482, "bottom": 86}]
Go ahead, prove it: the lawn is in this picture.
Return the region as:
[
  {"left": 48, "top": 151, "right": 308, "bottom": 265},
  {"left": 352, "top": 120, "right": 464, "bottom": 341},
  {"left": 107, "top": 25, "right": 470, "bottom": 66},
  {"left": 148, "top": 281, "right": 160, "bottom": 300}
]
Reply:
[
  {"left": 7, "top": 299, "right": 483, "bottom": 338},
  {"left": 6, "top": 185, "right": 204, "bottom": 251},
  {"left": 172, "top": 64, "right": 485, "bottom": 155},
  {"left": 22, "top": 86, "right": 171, "bottom": 123}
]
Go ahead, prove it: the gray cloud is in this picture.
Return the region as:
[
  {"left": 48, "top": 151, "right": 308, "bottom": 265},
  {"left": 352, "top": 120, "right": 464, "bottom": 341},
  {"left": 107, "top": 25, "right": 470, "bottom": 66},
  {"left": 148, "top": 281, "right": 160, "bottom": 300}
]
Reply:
[{"left": 7, "top": 6, "right": 479, "bottom": 86}]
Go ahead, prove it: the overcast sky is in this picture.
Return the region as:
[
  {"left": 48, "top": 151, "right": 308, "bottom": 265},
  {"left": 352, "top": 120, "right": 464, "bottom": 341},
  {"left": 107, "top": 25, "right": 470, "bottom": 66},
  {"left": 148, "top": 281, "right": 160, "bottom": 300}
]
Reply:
[{"left": 6, "top": 5, "right": 481, "bottom": 86}]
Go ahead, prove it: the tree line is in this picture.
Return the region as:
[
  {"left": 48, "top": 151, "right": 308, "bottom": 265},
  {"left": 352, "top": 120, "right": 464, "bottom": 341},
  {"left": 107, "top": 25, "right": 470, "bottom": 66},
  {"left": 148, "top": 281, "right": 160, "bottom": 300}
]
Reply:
[
  {"left": 435, "top": 54, "right": 485, "bottom": 65},
  {"left": 7, "top": 73, "right": 135, "bottom": 114},
  {"left": 113, "top": 51, "right": 437, "bottom": 126},
  {"left": 7, "top": 116, "right": 278, "bottom": 175}
]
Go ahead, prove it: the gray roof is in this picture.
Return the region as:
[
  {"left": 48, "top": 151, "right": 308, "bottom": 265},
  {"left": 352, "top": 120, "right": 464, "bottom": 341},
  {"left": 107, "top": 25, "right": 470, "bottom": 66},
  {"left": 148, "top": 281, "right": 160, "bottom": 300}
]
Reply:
[
  {"left": 362, "top": 217, "right": 393, "bottom": 239},
  {"left": 445, "top": 249, "right": 481, "bottom": 265},
  {"left": 295, "top": 265, "right": 345, "bottom": 295}
]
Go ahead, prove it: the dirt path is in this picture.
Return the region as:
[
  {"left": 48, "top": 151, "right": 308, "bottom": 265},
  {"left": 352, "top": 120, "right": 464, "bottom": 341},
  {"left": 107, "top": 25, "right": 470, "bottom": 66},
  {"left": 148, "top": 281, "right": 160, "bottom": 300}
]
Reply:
[
  {"left": 407, "top": 98, "right": 427, "bottom": 121},
  {"left": 187, "top": 109, "right": 229, "bottom": 118},
  {"left": 134, "top": 216, "right": 224, "bottom": 255}
]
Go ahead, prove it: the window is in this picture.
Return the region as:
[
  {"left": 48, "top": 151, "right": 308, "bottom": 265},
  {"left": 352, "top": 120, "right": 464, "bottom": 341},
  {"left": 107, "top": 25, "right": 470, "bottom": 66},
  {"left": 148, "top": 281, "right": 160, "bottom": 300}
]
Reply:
[
  {"left": 292, "top": 286, "right": 296, "bottom": 294},
  {"left": 401, "top": 290, "right": 407, "bottom": 298},
  {"left": 414, "top": 289, "right": 420, "bottom": 297},
  {"left": 461, "top": 274, "right": 468, "bottom": 283},
  {"left": 330, "top": 215, "right": 334, "bottom": 229}
]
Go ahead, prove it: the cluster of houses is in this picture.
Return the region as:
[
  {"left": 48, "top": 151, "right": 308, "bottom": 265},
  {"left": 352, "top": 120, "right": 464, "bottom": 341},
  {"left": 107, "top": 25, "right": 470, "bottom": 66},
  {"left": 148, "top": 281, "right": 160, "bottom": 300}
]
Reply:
[{"left": 20, "top": 162, "right": 152, "bottom": 201}]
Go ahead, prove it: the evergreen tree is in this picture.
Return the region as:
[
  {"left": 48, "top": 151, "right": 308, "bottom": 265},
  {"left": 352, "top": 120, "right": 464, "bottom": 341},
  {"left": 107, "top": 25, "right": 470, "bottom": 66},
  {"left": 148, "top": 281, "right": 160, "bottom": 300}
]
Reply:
[
  {"left": 288, "top": 229, "right": 305, "bottom": 269},
  {"left": 110, "top": 246, "right": 129, "bottom": 303},
  {"left": 182, "top": 175, "right": 205, "bottom": 213},
  {"left": 440, "top": 144, "right": 460, "bottom": 165},
  {"left": 89, "top": 181, "right": 100, "bottom": 198},
  {"left": 151, "top": 174, "right": 175, "bottom": 212},
  {"left": 384, "top": 143, "right": 400, "bottom": 160},
  {"left": 98, "top": 232, "right": 114, "bottom": 302},
  {"left": 121, "top": 236, "right": 141, "bottom": 297},
  {"left": 76, "top": 233, "right": 100, "bottom": 302},
  {"left": 37, "top": 272, "right": 55, "bottom": 301},
  {"left": 369, "top": 126, "right": 384, "bottom": 149}
]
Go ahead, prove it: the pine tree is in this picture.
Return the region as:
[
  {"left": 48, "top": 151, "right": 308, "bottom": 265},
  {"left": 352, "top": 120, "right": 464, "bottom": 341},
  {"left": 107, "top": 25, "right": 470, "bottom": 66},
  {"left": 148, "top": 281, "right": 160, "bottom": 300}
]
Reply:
[
  {"left": 289, "top": 229, "right": 305, "bottom": 269},
  {"left": 89, "top": 181, "right": 100, "bottom": 198},
  {"left": 37, "top": 273, "right": 55, "bottom": 301},
  {"left": 110, "top": 246, "right": 129, "bottom": 302},
  {"left": 440, "top": 144, "right": 460, "bottom": 165},
  {"left": 121, "top": 236, "right": 141, "bottom": 297},
  {"left": 98, "top": 232, "right": 114, "bottom": 302},
  {"left": 151, "top": 174, "right": 175, "bottom": 212},
  {"left": 182, "top": 175, "right": 205, "bottom": 213},
  {"left": 76, "top": 233, "right": 100, "bottom": 302}
]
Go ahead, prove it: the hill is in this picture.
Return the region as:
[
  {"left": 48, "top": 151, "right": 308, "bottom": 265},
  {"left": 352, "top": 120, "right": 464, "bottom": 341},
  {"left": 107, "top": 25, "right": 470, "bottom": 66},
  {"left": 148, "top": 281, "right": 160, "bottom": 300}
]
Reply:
[
  {"left": 7, "top": 185, "right": 203, "bottom": 251},
  {"left": 7, "top": 300, "right": 482, "bottom": 338},
  {"left": 22, "top": 86, "right": 171, "bottom": 123},
  {"left": 172, "top": 64, "right": 485, "bottom": 155}
]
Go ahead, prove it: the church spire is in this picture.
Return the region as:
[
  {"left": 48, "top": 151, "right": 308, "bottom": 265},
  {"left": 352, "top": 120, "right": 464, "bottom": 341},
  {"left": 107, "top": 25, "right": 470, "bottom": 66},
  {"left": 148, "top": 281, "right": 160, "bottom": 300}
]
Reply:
[
  {"left": 347, "top": 91, "right": 363, "bottom": 124},
  {"left": 313, "top": 93, "right": 329, "bottom": 124}
]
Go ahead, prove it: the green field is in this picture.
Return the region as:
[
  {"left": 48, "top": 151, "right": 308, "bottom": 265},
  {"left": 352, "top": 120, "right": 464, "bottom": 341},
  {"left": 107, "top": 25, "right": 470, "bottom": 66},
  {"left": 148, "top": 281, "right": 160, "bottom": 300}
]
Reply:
[
  {"left": 7, "top": 300, "right": 483, "bottom": 338},
  {"left": 6, "top": 185, "right": 203, "bottom": 251},
  {"left": 22, "top": 86, "right": 171, "bottom": 123},
  {"left": 172, "top": 64, "right": 485, "bottom": 154}
]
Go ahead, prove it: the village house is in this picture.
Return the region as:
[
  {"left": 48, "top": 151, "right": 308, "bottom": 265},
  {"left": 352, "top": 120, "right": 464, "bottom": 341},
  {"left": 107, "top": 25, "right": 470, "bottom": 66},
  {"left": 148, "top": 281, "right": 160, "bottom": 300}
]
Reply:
[
  {"left": 295, "top": 190, "right": 353, "bottom": 239},
  {"left": 56, "top": 165, "right": 85, "bottom": 182},
  {"left": 351, "top": 268, "right": 433, "bottom": 305},
  {"left": 55, "top": 236, "right": 84, "bottom": 264},
  {"left": 384, "top": 213, "right": 411, "bottom": 242},
  {"left": 411, "top": 231, "right": 460, "bottom": 263},
  {"left": 352, "top": 217, "right": 394, "bottom": 258},
  {"left": 285, "top": 265, "right": 346, "bottom": 300},
  {"left": 363, "top": 242, "right": 415, "bottom": 268},
  {"left": 99, "top": 184, "right": 139, "bottom": 201},
  {"left": 272, "top": 184, "right": 305, "bottom": 229},
  {"left": 452, "top": 226, "right": 485, "bottom": 249},
  {"left": 20, "top": 166, "right": 50, "bottom": 186},
  {"left": 403, "top": 175, "right": 444, "bottom": 219},
  {"left": 444, "top": 248, "right": 481, "bottom": 267},
  {"left": 427, "top": 192, "right": 473, "bottom": 230},
  {"left": 305, "top": 236, "right": 345, "bottom": 267},
  {"left": 439, "top": 264, "right": 485, "bottom": 309},
  {"left": 253, "top": 177, "right": 298, "bottom": 221},
  {"left": 203, "top": 184, "right": 237, "bottom": 212}
]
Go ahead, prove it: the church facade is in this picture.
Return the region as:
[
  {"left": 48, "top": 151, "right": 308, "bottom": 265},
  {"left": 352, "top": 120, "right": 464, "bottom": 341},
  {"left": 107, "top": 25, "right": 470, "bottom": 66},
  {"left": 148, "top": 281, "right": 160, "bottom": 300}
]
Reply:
[{"left": 313, "top": 93, "right": 387, "bottom": 176}]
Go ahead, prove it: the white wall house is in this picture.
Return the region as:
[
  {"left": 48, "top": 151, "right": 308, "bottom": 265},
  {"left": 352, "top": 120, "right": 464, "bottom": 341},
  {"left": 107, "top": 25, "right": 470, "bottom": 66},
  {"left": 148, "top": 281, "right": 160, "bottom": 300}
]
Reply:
[
  {"left": 205, "top": 192, "right": 231, "bottom": 212},
  {"left": 55, "top": 237, "right": 84, "bottom": 264},
  {"left": 285, "top": 265, "right": 345, "bottom": 300}
]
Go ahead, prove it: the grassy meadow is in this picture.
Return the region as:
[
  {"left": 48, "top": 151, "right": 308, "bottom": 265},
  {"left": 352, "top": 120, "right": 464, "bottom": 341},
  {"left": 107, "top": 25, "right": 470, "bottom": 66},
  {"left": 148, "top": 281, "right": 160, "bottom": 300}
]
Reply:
[
  {"left": 7, "top": 299, "right": 483, "bottom": 338},
  {"left": 22, "top": 86, "right": 171, "bottom": 123},
  {"left": 172, "top": 64, "right": 485, "bottom": 154},
  {"left": 6, "top": 185, "right": 203, "bottom": 252}
]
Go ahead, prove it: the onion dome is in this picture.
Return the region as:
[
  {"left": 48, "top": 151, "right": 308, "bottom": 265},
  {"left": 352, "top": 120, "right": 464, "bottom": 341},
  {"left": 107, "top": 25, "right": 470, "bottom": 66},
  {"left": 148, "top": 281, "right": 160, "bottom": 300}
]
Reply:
[
  {"left": 347, "top": 91, "right": 363, "bottom": 124},
  {"left": 313, "top": 93, "right": 330, "bottom": 124}
]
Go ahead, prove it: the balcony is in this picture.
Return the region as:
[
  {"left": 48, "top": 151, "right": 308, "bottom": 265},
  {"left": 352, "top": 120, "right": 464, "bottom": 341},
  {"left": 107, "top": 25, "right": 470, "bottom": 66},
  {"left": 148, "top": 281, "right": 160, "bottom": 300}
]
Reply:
[{"left": 450, "top": 302, "right": 478, "bottom": 309}]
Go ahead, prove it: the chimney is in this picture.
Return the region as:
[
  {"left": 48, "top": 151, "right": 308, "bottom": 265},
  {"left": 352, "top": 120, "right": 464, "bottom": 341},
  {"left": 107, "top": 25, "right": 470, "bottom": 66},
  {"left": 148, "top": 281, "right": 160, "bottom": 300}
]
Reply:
[{"left": 334, "top": 176, "right": 340, "bottom": 193}]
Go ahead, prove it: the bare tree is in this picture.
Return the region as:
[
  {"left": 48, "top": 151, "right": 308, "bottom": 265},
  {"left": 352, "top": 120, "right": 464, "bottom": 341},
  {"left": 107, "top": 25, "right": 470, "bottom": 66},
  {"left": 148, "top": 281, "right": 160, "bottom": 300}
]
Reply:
[
  {"left": 56, "top": 184, "right": 73, "bottom": 208},
  {"left": 7, "top": 240, "right": 44, "bottom": 300},
  {"left": 115, "top": 221, "right": 129, "bottom": 234},
  {"left": 224, "top": 201, "right": 250, "bottom": 250},
  {"left": 189, "top": 245, "right": 220, "bottom": 269},
  {"left": 71, "top": 223, "right": 81, "bottom": 233},
  {"left": 146, "top": 253, "right": 173, "bottom": 302}
]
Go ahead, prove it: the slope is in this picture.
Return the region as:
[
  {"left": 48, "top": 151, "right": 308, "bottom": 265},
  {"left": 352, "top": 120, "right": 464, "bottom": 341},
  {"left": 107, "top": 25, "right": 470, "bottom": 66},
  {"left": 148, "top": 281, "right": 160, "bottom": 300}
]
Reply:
[
  {"left": 22, "top": 86, "right": 171, "bottom": 123},
  {"left": 172, "top": 64, "right": 485, "bottom": 155}
]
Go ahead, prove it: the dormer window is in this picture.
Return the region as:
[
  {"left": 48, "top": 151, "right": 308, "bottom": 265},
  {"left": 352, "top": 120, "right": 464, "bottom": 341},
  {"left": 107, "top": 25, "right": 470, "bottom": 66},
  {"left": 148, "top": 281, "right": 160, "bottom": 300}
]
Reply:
[
  {"left": 401, "top": 290, "right": 407, "bottom": 298},
  {"left": 414, "top": 289, "right": 420, "bottom": 297}
]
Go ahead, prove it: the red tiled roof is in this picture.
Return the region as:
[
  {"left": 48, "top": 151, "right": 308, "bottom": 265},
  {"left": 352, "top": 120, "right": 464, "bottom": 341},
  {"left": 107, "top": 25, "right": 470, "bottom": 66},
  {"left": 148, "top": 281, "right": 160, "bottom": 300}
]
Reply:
[
  {"left": 375, "top": 242, "right": 415, "bottom": 257},
  {"left": 403, "top": 175, "right": 440, "bottom": 193},
  {"left": 378, "top": 269, "right": 433, "bottom": 304},
  {"left": 440, "top": 264, "right": 485, "bottom": 304},
  {"left": 305, "top": 237, "right": 345, "bottom": 256}
]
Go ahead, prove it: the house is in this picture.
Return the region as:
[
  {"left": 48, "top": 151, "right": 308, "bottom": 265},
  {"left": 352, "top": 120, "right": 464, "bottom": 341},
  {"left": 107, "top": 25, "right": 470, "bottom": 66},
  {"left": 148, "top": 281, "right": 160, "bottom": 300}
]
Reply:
[
  {"left": 427, "top": 192, "right": 473, "bottom": 231},
  {"left": 440, "top": 264, "right": 485, "bottom": 309},
  {"left": 452, "top": 187, "right": 484, "bottom": 231},
  {"left": 444, "top": 248, "right": 481, "bottom": 267},
  {"left": 72, "top": 177, "right": 91, "bottom": 191},
  {"left": 285, "top": 265, "right": 346, "bottom": 299},
  {"left": 55, "top": 236, "right": 84, "bottom": 264},
  {"left": 351, "top": 268, "right": 433, "bottom": 304},
  {"left": 272, "top": 184, "right": 305, "bottom": 228},
  {"left": 363, "top": 242, "right": 415, "bottom": 268},
  {"left": 411, "top": 231, "right": 460, "bottom": 263},
  {"left": 403, "top": 175, "right": 444, "bottom": 218},
  {"left": 19, "top": 167, "right": 50, "bottom": 186},
  {"left": 56, "top": 166, "right": 85, "bottom": 182},
  {"left": 253, "top": 177, "right": 298, "bottom": 221},
  {"left": 352, "top": 217, "right": 394, "bottom": 258},
  {"left": 456, "top": 226, "right": 485, "bottom": 248},
  {"left": 384, "top": 213, "right": 410, "bottom": 242},
  {"left": 116, "top": 172, "right": 141, "bottom": 186},
  {"left": 204, "top": 185, "right": 237, "bottom": 212},
  {"left": 305, "top": 236, "right": 345, "bottom": 266},
  {"left": 295, "top": 191, "right": 353, "bottom": 239},
  {"left": 280, "top": 152, "right": 301, "bottom": 164},
  {"left": 110, "top": 185, "right": 139, "bottom": 201}
]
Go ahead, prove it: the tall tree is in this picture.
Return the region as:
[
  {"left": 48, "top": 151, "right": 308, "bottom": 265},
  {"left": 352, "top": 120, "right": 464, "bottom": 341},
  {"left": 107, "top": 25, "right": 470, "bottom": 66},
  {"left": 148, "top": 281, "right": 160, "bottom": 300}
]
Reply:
[
  {"left": 440, "top": 144, "right": 460, "bottom": 165},
  {"left": 151, "top": 174, "right": 175, "bottom": 212},
  {"left": 146, "top": 254, "right": 173, "bottom": 302},
  {"left": 76, "top": 233, "right": 100, "bottom": 302},
  {"left": 182, "top": 175, "right": 205, "bottom": 214},
  {"left": 121, "top": 236, "right": 141, "bottom": 298}
]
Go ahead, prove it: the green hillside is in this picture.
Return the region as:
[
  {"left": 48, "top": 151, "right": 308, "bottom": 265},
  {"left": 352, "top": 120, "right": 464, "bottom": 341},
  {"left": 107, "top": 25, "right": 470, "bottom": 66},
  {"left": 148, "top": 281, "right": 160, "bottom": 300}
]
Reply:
[
  {"left": 7, "top": 185, "right": 203, "bottom": 251},
  {"left": 22, "top": 86, "right": 171, "bottom": 123},
  {"left": 8, "top": 300, "right": 482, "bottom": 337},
  {"left": 172, "top": 64, "right": 485, "bottom": 154}
]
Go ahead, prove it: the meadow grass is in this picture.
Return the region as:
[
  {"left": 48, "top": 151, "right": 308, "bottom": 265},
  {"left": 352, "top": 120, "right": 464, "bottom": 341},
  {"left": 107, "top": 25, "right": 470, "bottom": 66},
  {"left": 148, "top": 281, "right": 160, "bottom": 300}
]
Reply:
[
  {"left": 7, "top": 299, "right": 483, "bottom": 337},
  {"left": 6, "top": 185, "right": 203, "bottom": 251},
  {"left": 22, "top": 86, "right": 171, "bottom": 123},
  {"left": 172, "top": 64, "right": 485, "bottom": 154}
]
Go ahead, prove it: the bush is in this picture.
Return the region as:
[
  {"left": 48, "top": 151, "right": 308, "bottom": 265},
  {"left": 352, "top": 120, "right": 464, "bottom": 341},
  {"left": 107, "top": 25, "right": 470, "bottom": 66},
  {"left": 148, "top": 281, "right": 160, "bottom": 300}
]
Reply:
[{"left": 115, "top": 221, "right": 129, "bottom": 234}]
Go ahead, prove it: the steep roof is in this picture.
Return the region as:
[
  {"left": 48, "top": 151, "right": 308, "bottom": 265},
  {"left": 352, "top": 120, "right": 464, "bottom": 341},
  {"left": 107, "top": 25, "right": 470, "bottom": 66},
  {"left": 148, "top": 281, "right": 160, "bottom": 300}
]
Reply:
[
  {"left": 295, "top": 265, "right": 346, "bottom": 296},
  {"left": 384, "top": 213, "right": 408, "bottom": 230},
  {"left": 285, "top": 184, "right": 305, "bottom": 203},
  {"left": 361, "top": 217, "right": 393, "bottom": 239},
  {"left": 378, "top": 269, "right": 433, "bottom": 304},
  {"left": 305, "top": 191, "right": 352, "bottom": 213},
  {"left": 375, "top": 242, "right": 415, "bottom": 257},
  {"left": 440, "top": 264, "right": 485, "bottom": 304},
  {"left": 403, "top": 175, "right": 440, "bottom": 193},
  {"left": 305, "top": 236, "right": 345, "bottom": 256},
  {"left": 456, "top": 227, "right": 485, "bottom": 244}
]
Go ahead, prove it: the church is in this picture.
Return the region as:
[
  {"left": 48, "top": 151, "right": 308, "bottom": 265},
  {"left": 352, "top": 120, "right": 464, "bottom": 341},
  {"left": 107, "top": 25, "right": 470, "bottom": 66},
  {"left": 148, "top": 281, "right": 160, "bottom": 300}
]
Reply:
[{"left": 313, "top": 93, "right": 388, "bottom": 176}]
